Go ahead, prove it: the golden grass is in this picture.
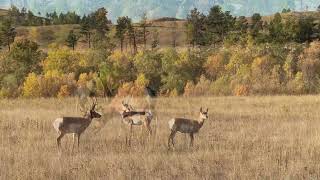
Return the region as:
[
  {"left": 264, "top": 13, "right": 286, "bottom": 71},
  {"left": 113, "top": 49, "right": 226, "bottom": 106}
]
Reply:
[
  {"left": 1, "top": 96, "right": 320, "bottom": 179},
  {"left": 14, "top": 20, "right": 188, "bottom": 51},
  {"left": 16, "top": 24, "right": 82, "bottom": 49}
]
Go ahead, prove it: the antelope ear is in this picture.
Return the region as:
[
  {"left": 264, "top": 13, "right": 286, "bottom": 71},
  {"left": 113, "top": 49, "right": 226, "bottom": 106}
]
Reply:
[
  {"left": 200, "top": 107, "right": 203, "bottom": 112},
  {"left": 206, "top": 108, "right": 209, "bottom": 113},
  {"left": 122, "top": 101, "right": 125, "bottom": 105}
]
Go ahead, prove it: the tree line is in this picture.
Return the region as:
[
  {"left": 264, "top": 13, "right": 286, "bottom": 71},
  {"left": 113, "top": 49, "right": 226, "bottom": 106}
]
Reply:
[
  {"left": 186, "top": 6, "right": 320, "bottom": 47},
  {"left": 3, "top": 5, "right": 82, "bottom": 26},
  {"left": 1, "top": 5, "right": 320, "bottom": 98}
]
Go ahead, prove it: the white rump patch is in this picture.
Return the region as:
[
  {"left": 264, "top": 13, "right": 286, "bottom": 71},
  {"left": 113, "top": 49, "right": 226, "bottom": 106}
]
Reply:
[
  {"left": 168, "top": 119, "right": 175, "bottom": 130},
  {"left": 132, "top": 118, "right": 143, "bottom": 126},
  {"left": 53, "top": 118, "right": 63, "bottom": 133}
]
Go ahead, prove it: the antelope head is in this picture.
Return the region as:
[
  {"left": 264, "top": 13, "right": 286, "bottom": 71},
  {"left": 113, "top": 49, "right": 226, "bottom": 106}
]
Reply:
[
  {"left": 199, "top": 107, "right": 209, "bottom": 121},
  {"left": 121, "top": 100, "right": 134, "bottom": 113},
  {"left": 89, "top": 98, "right": 102, "bottom": 119},
  {"left": 80, "top": 98, "right": 102, "bottom": 119}
]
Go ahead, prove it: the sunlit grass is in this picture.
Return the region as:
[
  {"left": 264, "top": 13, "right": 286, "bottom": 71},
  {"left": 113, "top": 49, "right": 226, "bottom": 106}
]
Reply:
[{"left": 1, "top": 96, "right": 320, "bottom": 179}]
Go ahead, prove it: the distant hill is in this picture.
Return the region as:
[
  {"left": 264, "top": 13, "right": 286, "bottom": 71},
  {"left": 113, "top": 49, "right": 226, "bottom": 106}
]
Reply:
[
  {"left": 15, "top": 24, "right": 81, "bottom": 49},
  {"left": 6, "top": 0, "right": 320, "bottom": 22},
  {"left": 152, "top": 17, "right": 184, "bottom": 22},
  {"left": 0, "top": 9, "right": 8, "bottom": 16},
  {"left": 10, "top": 11, "right": 320, "bottom": 51},
  {"left": 14, "top": 20, "right": 188, "bottom": 50}
]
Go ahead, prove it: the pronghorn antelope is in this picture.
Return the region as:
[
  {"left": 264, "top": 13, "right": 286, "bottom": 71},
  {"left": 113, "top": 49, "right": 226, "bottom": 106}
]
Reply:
[
  {"left": 120, "top": 101, "right": 153, "bottom": 145},
  {"left": 53, "top": 98, "right": 102, "bottom": 150},
  {"left": 168, "top": 107, "right": 209, "bottom": 149}
]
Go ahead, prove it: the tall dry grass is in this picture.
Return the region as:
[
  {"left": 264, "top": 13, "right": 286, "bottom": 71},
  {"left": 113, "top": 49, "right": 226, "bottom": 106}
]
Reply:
[{"left": 1, "top": 96, "right": 320, "bottom": 179}]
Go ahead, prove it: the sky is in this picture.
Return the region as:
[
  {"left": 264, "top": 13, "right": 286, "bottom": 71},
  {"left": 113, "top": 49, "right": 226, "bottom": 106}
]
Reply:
[{"left": 0, "top": 0, "right": 10, "bottom": 9}]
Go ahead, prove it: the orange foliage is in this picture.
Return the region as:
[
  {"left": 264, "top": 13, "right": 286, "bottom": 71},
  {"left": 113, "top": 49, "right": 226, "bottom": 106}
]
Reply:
[{"left": 234, "top": 85, "right": 250, "bottom": 96}]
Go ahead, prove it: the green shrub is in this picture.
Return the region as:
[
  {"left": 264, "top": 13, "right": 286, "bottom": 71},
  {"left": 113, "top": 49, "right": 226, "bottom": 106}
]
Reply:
[{"left": 210, "top": 76, "right": 232, "bottom": 96}]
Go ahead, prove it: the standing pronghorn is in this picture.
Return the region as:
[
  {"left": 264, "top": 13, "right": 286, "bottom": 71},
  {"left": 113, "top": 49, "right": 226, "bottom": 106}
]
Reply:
[
  {"left": 53, "top": 98, "right": 102, "bottom": 151},
  {"left": 120, "top": 101, "right": 153, "bottom": 145},
  {"left": 168, "top": 107, "right": 209, "bottom": 149}
]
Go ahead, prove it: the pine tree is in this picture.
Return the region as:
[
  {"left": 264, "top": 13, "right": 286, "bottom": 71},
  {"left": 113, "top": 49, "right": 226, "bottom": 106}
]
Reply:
[
  {"left": 140, "top": 12, "right": 151, "bottom": 49},
  {"left": 235, "top": 16, "right": 248, "bottom": 34},
  {"left": 206, "top": 5, "right": 235, "bottom": 46},
  {"left": 80, "top": 16, "right": 93, "bottom": 48},
  {"left": 66, "top": 30, "right": 78, "bottom": 50},
  {"left": 0, "top": 19, "right": 16, "bottom": 51},
  {"left": 268, "top": 13, "right": 285, "bottom": 43},
  {"left": 128, "top": 22, "right": 137, "bottom": 55},
  {"left": 186, "top": 8, "right": 207, "bottom": 47},
  {"left": 92, "top": 7, "right": 110, "bottom": 35},
  {"left": 116, "top": 16, "right": 131, "bottom": 52},
  {"left": 250, "top": 13, "right": 263, "bottom": 38}
]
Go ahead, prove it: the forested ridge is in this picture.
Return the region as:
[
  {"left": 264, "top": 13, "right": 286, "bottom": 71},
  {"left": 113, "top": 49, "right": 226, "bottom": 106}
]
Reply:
[{"left": 0, "top": 5, "right": 320, "bottom": 98}]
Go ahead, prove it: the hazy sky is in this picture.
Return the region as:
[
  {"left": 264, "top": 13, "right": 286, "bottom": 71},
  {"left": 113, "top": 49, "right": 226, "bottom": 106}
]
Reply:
[{"left": 0, "top": 0, "right": 10, "bottom": 9}]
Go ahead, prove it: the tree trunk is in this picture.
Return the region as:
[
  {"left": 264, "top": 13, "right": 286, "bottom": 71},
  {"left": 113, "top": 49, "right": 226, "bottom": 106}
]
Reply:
[
  {"left": 125, "top": 35, "right": 128, "bottom": 52},
  {"left": 133, "top": 31, "right": 137, "bottom": 55},
  {"left": 88, "top": 33, "right": 91, "bottom": 48},
  {"left": 120, "top": 39, "right": 123, "bottom": 52},
  {"left": 129, "top": 36, "right": 132, "bottom": 54},
  {"left": 143, "top": 26, "right": 147, "bottom": 49},
  {"left": 7, "top": 38, "right": 10, "bottom": 51}
]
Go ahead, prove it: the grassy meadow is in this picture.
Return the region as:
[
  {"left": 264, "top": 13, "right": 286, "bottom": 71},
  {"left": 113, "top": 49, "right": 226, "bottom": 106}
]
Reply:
[{"left": 1, "top": 96, "right": 320, "bottom": 179}]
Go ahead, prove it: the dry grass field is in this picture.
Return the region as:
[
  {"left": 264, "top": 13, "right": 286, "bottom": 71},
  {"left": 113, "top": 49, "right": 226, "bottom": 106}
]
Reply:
[
  {"left": 13, "top": 20, "right": 187, "bottom": 51},
  {"left": 1, "top": 96, "right": 320, "bottom": 179}
]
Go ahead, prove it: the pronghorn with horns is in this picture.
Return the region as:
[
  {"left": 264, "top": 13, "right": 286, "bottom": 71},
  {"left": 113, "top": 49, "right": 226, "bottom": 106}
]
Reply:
[{"left": 53, "top": 98, "right": 102, "bottom": 151}]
